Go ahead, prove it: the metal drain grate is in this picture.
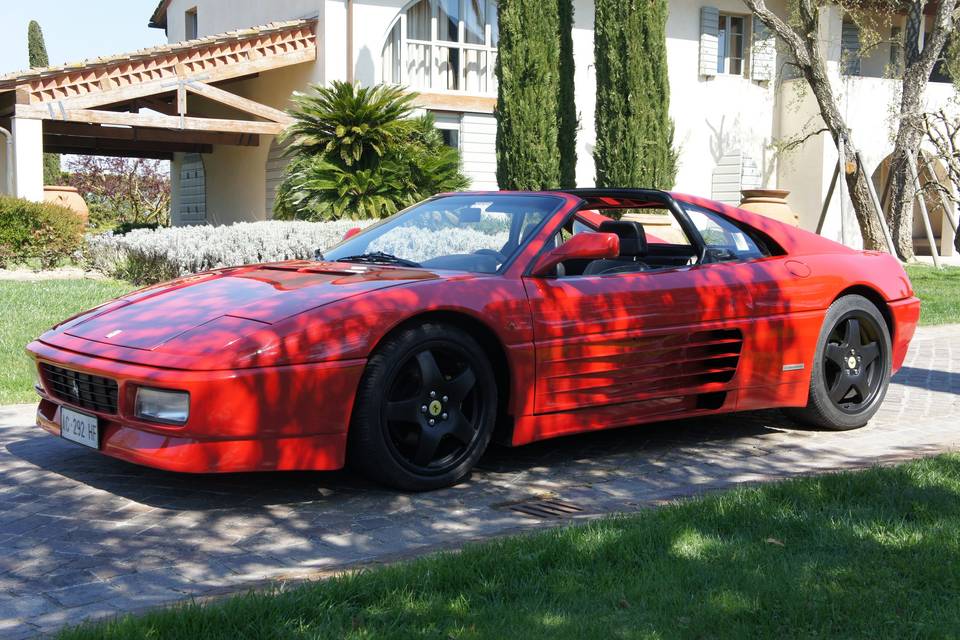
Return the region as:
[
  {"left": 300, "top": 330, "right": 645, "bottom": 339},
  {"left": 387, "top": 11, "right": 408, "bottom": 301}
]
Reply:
[{"left": 506, "top": 498, "right": 584, "bottom": 520}]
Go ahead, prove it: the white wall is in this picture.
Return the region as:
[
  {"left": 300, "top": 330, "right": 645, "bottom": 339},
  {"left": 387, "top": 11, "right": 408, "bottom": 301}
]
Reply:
[
  {"left": 12, "top": 118, "right": 43, "bottom": 201},
  {"left": 163, "top": 0, "right": 324, "bottom": 41}
]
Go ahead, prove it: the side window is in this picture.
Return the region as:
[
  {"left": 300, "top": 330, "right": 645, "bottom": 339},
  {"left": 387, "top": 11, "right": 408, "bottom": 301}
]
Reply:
[
  {"left": 556, "top": 219, "right": 594, "bottom": 245},
  {"left": 685, "top": 205, "right": 769, "bottom": 261}
]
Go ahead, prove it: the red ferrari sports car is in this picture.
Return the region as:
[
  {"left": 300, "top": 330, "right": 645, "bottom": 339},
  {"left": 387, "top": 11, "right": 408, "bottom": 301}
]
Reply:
[{"left": 28, "top": 189, "right": 920, "bottom": 490}]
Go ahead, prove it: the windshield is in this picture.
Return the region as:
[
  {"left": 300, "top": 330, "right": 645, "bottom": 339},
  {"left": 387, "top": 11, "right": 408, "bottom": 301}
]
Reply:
[{"left": 323, "top": 194, "right": 563, "bottom": 273}]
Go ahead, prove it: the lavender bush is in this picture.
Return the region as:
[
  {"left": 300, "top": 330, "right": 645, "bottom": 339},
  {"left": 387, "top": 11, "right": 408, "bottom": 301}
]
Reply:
[
  {"left": 85, "top": 220, "right": 373, "bottom": 284},
  {"left": 84, "top": 220, "right": 510, "bottom": 285}
]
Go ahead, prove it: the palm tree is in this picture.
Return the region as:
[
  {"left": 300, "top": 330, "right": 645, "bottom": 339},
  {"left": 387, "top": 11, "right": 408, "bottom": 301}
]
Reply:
[{"left": 275, "top": 81, "right": 469, "bottom": 221}]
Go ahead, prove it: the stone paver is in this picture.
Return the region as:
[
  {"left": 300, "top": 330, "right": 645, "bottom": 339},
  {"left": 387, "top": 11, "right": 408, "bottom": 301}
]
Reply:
[{"left": 1, "top": 323, "right": 958, "bottom": 637}]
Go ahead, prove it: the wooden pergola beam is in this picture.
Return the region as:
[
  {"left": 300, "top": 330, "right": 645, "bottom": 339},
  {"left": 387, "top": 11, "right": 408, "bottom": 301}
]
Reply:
[
  {"left": 16, "top": 104, "right": 288, "bottom": 135},
  {"left": 185, "top": 81, "right": 293, "bottom": 124},
  {"left": 40, "top": 120, "right": 259, "bottom": 146},
  {"left": 44, "top": 135, "right": 212, "bottom": 158},
  {"left": 0, "top": 88, "right": 29, "bottom": 117}
]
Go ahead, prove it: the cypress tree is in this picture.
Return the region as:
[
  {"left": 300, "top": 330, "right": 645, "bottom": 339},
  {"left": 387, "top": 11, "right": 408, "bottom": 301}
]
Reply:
[
  {"left": 594, "top": 0, "right": 677, "bottom": 189},
  {"left": 27, "top": 21, "right": 49, "bottom": 68},
  {"left": 28, "top": 20, "right": 61, "bottom": 185},
  {"left": 557, "top": 0, "right": 578, "bottom": 188},
  {"left": 495, "top": 0, "right": 561, "bottom": 190}
]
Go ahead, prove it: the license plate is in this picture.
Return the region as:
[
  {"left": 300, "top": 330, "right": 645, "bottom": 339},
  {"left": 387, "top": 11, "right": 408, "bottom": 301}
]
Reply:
[{"left": 60, "top": 407, "right": 99, "bottom": 449}]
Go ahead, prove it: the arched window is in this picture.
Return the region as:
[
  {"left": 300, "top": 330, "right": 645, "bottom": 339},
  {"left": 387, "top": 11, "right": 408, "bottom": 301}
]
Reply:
[{"left": 382, "top": 0, "right": 498, "bottom": 94}]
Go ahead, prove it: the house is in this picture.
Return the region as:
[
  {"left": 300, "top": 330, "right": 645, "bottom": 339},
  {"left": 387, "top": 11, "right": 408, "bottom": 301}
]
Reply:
[{"left": 0, "top": 0, "right": 955, "bottom": 255}]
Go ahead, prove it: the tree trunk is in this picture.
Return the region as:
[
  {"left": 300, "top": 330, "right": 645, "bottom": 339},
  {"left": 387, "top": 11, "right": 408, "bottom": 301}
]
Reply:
[
  {"left": 799, "top": 39, "right": 886, "bottom": 250},
  {"left": 884, "top": 0, "right": 958, "bottom": 261},
  {"left": 846, "top": 157, "right": 888, "bottom": 250}
]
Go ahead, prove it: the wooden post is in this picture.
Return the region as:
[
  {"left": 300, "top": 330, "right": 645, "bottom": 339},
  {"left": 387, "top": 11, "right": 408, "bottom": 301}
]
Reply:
[
  {"left": 857, "top": 152, "right": 898, "bottom": 258},
  {"left": 817, "top": 161, "right": 840, "bottom": 235},
  {"left": 907, "top": 153, "right": 941, "bottom": 269}
]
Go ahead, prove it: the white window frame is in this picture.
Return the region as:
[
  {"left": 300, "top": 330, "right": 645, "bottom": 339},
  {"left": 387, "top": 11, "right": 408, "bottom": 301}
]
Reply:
[
  {"left": 432, "top": 111, "right": 462, "bottom": 149},
  {"left": 383, "top": 0, "right": 498, "bottom": 96},
  {"left": 717, "top": 12, "right": 749, "bottom": 76}
]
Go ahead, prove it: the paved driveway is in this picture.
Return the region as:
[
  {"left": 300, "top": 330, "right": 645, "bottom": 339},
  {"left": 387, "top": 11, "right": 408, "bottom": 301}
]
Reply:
[{"left": 1, "top": 324, "right": 958, "bottom": 638}]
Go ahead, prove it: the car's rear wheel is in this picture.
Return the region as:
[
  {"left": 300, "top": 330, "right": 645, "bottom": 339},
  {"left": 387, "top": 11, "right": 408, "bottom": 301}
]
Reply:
[
  {"left": 785, "top": 294, "right": 892, "bottom": 430},
  {"left": 349, "top": 323, "right": 497, "bottom": 491}
]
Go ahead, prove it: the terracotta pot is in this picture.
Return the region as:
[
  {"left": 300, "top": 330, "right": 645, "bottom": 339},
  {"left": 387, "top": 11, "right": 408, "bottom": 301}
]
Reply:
[
  {"left": 738, "top": 189, "right": 799, "bottom": 227},
  {"left": 43, "top": 186, "right": 89, "bottom": 225}
]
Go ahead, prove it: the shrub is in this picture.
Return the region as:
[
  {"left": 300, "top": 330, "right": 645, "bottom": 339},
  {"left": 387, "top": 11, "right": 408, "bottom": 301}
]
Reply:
[
  {"left": 112, "top": 221, "right": 162, "bottom": 236},
  {"left": 274, "top": 82, "right": 469, "bottom": 221},
  {"left": 0, "top": 197, "right": 84, "bottom": 269},
  {"left": 84, "top": 220, "right": 374, "bottom": 284}
]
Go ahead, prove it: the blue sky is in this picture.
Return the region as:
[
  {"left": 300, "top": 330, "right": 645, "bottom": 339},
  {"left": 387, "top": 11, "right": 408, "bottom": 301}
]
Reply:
[{"left": 0, "top": 1, "right": 167, "bottom": 75}]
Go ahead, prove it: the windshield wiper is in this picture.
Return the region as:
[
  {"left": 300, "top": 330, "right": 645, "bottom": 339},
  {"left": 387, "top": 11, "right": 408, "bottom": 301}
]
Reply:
[{"left": 335, "top": 252, "right": 421, "bottom": 268}]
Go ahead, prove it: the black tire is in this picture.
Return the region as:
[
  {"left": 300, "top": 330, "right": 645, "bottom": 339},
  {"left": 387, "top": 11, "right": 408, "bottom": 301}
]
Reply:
[
  {"left": 785, "top": 294, "right": 892, "bottom": 430},
  {"left": 348, "top": 323, "right": 497, "bottom": 491}
]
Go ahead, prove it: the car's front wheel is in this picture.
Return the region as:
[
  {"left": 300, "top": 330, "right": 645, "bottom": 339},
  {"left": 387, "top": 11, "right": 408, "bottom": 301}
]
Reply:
[
  {"left": 349, "top": 323, "right": 497, "bottom": 491},
  {"left": 785, "top": 294, "right": 892, "bottom": 430}
]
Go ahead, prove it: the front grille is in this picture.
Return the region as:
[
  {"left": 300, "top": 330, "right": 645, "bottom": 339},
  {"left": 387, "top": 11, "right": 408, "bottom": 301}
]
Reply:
[{"left": 40, "top": 363, "right": 119, "bottom": 414}]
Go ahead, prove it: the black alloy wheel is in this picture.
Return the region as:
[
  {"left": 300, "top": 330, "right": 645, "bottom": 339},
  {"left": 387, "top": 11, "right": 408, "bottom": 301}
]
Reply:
[
  {"left": 785, "top": 294, "right": 892, "bottom": 431},
  {"left": 349, "top": 323, "right": 497, "bottom": 490}
]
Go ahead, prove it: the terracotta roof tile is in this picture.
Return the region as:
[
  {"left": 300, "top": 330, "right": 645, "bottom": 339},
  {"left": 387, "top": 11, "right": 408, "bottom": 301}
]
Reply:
[{"left": 0, "top": 18, "right": 317, "bottom": 90}]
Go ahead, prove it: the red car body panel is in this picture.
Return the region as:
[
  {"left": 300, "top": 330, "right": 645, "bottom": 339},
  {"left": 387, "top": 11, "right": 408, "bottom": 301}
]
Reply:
[{"left": 27, "top": 190, "right": 920, "bottom": 473}]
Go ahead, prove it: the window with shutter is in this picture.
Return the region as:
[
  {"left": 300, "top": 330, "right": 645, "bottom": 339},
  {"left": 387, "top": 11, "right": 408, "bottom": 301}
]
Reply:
[
  {"left": 841, "top": 19, "right": 861, "bottom": 76},
  {"left": 178, "top": 153, "right": 206, "bottom": 225},
  {"left": 889, "top": 26, "right": 903, "bottom": 76},
  {"left": 711, "top": 152, "right": 760, "bottom": 205},
  {"left": 700, "top": 6, "right": 720, "bottom": 77},
  {"left": 751, "top": 19, "right": 775, "bottom": 82}
]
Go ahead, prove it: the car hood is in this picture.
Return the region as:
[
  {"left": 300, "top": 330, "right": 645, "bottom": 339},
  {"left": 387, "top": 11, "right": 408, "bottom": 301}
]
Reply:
[{"left": 58, "top": 261, "right": 440, "bottom": 352}]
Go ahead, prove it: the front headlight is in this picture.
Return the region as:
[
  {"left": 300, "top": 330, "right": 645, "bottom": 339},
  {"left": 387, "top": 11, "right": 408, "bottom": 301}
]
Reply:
[{"left": 135, "top": 387, "right": 190, "bottom": 425}]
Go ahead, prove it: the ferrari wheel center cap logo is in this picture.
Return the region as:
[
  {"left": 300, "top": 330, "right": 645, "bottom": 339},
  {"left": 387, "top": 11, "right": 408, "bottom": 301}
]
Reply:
[
  {"left": 428, "top": 400, "right": 443, "bottom": 417},
  {"left": 847, "top": 356, "right": 858, "bottom": 369}
]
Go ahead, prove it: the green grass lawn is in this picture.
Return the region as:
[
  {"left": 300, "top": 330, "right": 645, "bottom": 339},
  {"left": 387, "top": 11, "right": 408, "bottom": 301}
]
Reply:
[
  {"left": 58, "top": 454, "right": 960, "bottom": 639},
  {"left": 905, "top": 264, "right": 960, "bottom": 326},
  {"left": 0, "top": 279, "right": 134, "bottom": 404}
]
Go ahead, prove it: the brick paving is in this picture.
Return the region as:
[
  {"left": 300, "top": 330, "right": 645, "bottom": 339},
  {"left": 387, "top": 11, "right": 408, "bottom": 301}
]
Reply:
[{"left": 0, "top": 323, "right": 957, "bottom": 638}]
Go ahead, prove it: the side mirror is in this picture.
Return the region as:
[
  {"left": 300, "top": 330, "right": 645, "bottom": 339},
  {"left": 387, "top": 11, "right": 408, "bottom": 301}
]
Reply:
[
  {"left": 531, "top": 232, "right": 619, "bottom": 276},
  {"left": 343, "top": 227, "right": 362, "bottom": 241}
]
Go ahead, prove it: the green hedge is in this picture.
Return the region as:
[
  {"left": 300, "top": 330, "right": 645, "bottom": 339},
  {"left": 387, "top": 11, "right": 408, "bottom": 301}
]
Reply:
[{"left": 0, "top": 196, "right": 84, "bottom": 269}]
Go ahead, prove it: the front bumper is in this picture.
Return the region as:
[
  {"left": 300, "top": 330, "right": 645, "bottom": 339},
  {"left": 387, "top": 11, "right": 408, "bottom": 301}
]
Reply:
[{"left": 28, "top": 340, "right": 366, "bottom": 473}]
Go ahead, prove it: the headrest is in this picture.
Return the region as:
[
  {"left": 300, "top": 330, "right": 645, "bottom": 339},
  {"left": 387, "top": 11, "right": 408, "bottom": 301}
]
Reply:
[{"left": 597, "top": 220, "right": 647, "bottom": 257}]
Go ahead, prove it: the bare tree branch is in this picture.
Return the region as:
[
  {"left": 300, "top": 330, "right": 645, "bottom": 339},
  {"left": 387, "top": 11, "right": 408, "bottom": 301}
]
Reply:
[{"left": 741, "top": 0, "right": 811, "bottom": 67}]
